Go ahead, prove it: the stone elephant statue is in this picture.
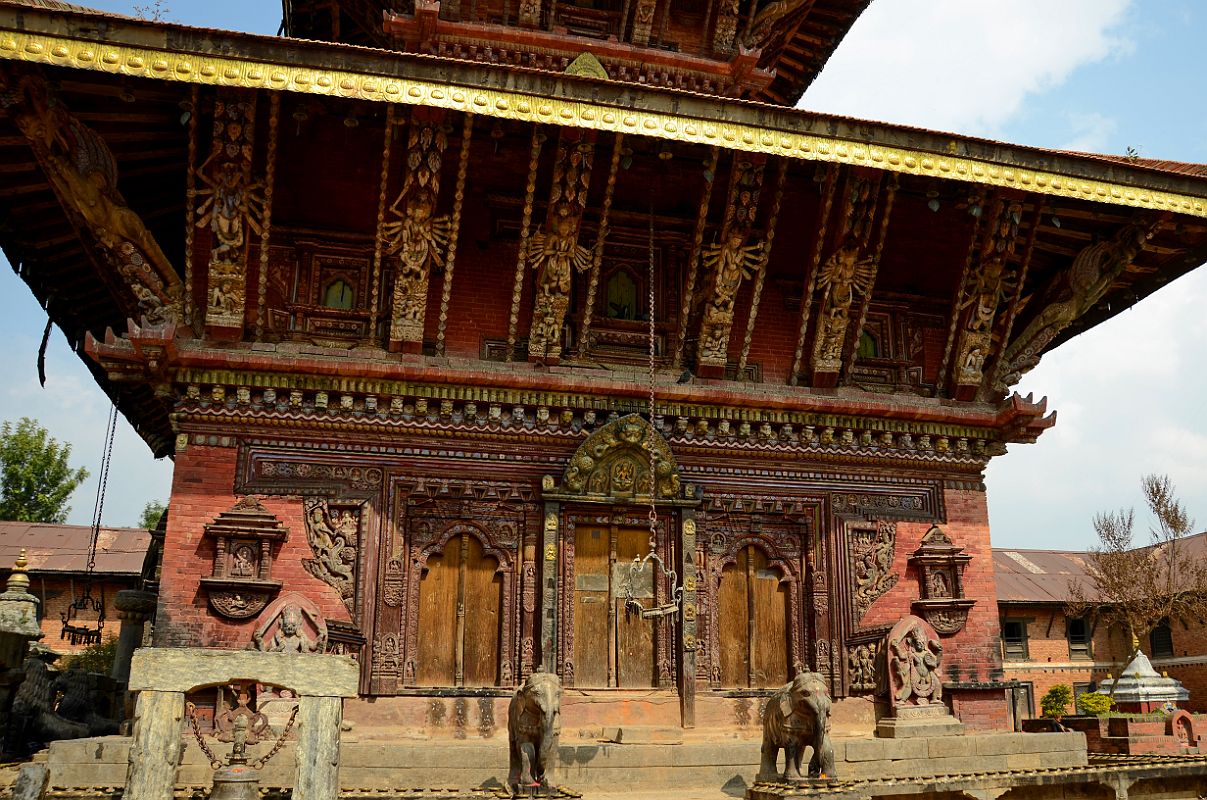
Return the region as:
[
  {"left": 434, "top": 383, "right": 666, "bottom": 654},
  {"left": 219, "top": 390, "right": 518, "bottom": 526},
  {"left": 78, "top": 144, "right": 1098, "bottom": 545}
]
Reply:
[
  {"left": 757, "top": 671, "right": 836, "bottom": 782},
  {"left": 508, "top": 670, "right": 561, "bottom": 794}
]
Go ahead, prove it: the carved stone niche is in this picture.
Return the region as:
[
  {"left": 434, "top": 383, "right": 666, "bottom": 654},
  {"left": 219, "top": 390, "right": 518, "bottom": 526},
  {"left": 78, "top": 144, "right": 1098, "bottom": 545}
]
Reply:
[
  {"left": 908, "top": 525, "right": 974, "bottom": 635},
  {"left": 200, "top": 497, "right": 289, "bottom": 619}
]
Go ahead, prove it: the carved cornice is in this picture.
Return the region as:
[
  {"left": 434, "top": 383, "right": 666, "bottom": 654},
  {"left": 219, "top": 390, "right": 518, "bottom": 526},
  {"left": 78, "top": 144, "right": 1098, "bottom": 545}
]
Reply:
[{"left": 0, "top": 29, "right": 1203, "bottom": 216}]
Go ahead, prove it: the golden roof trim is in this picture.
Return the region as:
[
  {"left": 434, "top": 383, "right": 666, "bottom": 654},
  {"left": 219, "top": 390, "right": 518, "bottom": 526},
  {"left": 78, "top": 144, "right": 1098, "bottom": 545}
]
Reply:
[{"left": 0, "top": 29, "right": 1204, "bottom": 218}]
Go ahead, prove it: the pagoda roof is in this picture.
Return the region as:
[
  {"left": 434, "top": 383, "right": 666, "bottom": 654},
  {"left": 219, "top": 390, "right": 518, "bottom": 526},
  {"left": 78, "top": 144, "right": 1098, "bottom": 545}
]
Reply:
[{"left": 0, "top": 1, "right": 1204, "bottom": 456}]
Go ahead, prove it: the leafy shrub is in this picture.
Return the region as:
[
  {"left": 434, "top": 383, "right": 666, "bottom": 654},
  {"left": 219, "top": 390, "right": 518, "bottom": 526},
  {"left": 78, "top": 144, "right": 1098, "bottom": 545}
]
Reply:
[
  {"left": 1076, "top": 691, "right": 1114, "bottom": 715},
  {"left": 1041, "top": 684, "right": 1073, "bottom": 718},
  {"left": 60, "top": 636, "right": 118, "bottom": 674}
]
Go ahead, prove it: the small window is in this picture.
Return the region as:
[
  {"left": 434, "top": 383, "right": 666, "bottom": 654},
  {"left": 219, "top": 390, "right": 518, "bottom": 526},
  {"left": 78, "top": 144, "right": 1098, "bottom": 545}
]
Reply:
[
  {"left": 323, "top": 279, "right": 355, "bottom": 310},
  {"left": 1068, "top": 618, "right": 1091, "bottom": 660},
  {"left": 605, "top": 270, "right": 637, "bottom": 320},
  {"left": 1002, "top": 619, "right": 1028, "bottom": 660},
  {"left": 857, "top": 330, "right": 879, "bottom": 359},
  {"left": 1150, "top": 622, "right": 1174, "bottom": 659}
]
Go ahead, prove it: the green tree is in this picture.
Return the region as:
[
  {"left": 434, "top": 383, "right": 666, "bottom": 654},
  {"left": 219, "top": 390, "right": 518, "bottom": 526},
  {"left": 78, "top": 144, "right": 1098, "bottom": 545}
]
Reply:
[
  {"left": 0, "top": 418, "right": 89, "bottom": 523},
  {"left": 141, "top": 500, "right": 167, "bottom": 530}
]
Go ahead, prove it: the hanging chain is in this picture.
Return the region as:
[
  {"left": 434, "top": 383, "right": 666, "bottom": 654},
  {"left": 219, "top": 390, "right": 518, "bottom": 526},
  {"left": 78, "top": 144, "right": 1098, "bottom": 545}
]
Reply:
[
  {"left": 64, "top": 404, "right": 116, "bottom": 642},
  {"left": 251, "top": 705, "right": 299, "bottom": 769},
  {"left": 186, "top": 702, "right": 298, "bottom": 771},
  {"left": 621, "top": 199, "right": 682, "bottom": 620},
  {"left": 187, "top": 703, "right": 223, "bottom": 770},
  {"left": 87, "top": 405, "right": 117, "bottom": 578}
]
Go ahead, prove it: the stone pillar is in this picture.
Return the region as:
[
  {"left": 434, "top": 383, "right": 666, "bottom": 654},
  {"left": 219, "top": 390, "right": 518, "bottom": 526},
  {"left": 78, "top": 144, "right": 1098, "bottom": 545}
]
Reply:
[
  {"left": 0, "top": 550, "right": 44, "bottom": 670},
  {"left": 294, "top": 695, "right": 343, "bottom": 800},
  {"left": 124, "top": 689, "right": 185, "bottom": 800},
  {"left": 110, "top": 590, "right": 157, "bottom": 683}
]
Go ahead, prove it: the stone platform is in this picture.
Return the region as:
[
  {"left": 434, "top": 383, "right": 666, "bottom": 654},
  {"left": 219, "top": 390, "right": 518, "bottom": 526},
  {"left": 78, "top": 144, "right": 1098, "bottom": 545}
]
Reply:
[{"left": 37, "top": 731, "right": 1089, "bottom": 795}]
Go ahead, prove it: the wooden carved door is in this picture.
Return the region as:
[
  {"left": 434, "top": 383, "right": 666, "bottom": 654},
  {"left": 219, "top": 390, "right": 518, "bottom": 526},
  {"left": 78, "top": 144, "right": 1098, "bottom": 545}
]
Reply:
[
  {"left": 717, "top": 545, "right": 790, "bottom": 688},
  {"left": 416, "top": 532, "right": 502, "bottom": 686},
  {"left": 572, "top": 525, "right": 656, "bottom": 687}
]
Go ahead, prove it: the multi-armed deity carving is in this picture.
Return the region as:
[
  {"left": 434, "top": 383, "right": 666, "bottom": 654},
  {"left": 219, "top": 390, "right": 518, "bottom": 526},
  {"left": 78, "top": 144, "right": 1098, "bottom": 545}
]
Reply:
[
  {"left": 196, "top": 93, "right": 266, "bottom": 333},
  {"left": 302, "top": 499, "right": 361, "bottom": 613},
  {"left": 697, "top": 158, "right": 766, "bottom": 370},
  {"left": 809, "top": 174, "right": 894, "bottom": 382},
  {"left": 886, "top": 615, "right": 943, "bottom": 707},
  {"left": 526, "top": 133, "right": 595, "bottom": 361},
  {"left": 849, "top": 519, "right": 897, "bottom": 624},
  {"left": 1, "top": 69, "right": 181, "bottom": 323},
  {"left": 997, "top": 215, "right": 1159, "bottom": 389},
  {"left": 384, "top": 113, "right": 452, "bottom": 350},
  {"left": 950, "top": 197, "right": 1024, "bottom": 396}
]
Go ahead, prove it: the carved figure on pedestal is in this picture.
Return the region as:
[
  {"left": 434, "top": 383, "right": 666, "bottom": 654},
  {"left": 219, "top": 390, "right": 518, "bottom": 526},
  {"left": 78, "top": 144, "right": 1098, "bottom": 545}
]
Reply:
[
  {"left": 757, "top": 671, "right": 836, "bottom": 782},
  {"left": 507, "top": 669, "right": 561, "bottom": 793},
  {"left": 812, "top": 236, "right": 876, "bottom": 371},
  {"left": 888, "top": 617, "right": 942, "bottom": 705}
]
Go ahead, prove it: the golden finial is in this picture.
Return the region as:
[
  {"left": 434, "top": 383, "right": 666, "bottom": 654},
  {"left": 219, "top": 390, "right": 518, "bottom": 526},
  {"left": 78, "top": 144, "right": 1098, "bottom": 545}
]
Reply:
[
  {"left": 1131, "top": 633, "right": 1140, "bottom": 653},
  {"left": 7, "top": 548, "right": 31, "bottom": 594}
]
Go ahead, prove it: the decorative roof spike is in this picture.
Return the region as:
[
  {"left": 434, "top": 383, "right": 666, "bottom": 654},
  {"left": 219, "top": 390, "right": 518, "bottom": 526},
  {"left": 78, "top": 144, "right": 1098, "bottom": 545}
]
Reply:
[{"left": 6, "top": 548, "right": 31, "bottom": 594}]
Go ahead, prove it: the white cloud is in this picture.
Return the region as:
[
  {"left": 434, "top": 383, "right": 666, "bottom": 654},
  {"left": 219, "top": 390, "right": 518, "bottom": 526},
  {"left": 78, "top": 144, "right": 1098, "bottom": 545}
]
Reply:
[
  {"left": 802, "top": 0, "right": 1133, "bottom": 137},
  {"left": 1061, "top": 111, "right": 1119, "bottom": 154}
]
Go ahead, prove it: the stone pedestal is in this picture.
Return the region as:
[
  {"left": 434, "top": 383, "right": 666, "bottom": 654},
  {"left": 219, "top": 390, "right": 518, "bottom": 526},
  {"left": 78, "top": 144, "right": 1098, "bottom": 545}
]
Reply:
[{"left": 875, "top": 703, "right": 965, "bottom": 738}]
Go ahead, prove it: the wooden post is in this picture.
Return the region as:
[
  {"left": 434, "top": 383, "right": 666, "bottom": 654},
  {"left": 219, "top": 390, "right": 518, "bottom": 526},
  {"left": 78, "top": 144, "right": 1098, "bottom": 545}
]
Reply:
[
  {"left": 679, "top": 512, "right": 698, "bottom": 728},
  {"left": 124, "top": 690, "right": 185, "bottom": 800},
  {"left": 540, "top": 503, "right": 560, "bottom": 673},
  {"left": 294, "top": 695, "right": 343, "bottom": 800}
]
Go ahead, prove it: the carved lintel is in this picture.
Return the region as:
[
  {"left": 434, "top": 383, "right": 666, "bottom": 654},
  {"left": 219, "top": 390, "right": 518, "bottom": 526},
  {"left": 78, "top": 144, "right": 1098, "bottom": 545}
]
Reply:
[
  {"left": 527, "top": 131, "right": 595, "bottom": 362},
  {"left": 695, "top": 156, "right": 766, "bottom": 373},
  {"left": 199, "top": 90, "right": 262, "bottom": 338},
  {"left": 386, "top": 109, "right": 451, "bottom": 352}
]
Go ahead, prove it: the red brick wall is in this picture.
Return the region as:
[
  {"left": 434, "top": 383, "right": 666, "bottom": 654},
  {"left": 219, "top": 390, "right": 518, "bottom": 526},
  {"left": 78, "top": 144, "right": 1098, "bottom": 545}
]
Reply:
[
  {"left": 155, "top": 444, "right": 351, "bottom": 649},
  {"left": 862, "top": 487, "right": 1003, "bottom": 685},
  {"left": 26, "top": 575, "right": 135, "bottom": 655}
]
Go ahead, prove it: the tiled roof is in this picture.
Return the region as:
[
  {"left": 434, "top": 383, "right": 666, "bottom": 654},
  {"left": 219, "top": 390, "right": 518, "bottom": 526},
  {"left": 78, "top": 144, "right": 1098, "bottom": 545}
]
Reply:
[
  {"left": 0, "top": 520, "right": 150, "bottom": 575},
  {"left": 994, "top": 531, "right": 1207, "bottom": 603}
]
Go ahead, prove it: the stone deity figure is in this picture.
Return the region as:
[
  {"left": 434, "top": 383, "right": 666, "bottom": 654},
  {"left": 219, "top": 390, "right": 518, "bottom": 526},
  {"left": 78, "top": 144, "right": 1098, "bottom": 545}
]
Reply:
[
  {"left": 887, "top": 616, "right": 943, "bottom": 706},
  {"left": 253, "top": 604, "right": 326, "bottom": 653}
]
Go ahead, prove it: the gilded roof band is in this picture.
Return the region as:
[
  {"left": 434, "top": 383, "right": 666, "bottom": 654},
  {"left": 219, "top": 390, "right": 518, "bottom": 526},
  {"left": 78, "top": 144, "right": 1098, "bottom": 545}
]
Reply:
[{"left": 1, "top": 30, "right": 1205, "bottom": 218}]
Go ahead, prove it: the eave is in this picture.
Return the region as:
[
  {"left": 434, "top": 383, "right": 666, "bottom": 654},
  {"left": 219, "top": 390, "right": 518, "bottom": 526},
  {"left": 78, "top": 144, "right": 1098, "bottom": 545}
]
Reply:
[{"left": 0, "top": 5, "right": 1201, "bottom": 217}]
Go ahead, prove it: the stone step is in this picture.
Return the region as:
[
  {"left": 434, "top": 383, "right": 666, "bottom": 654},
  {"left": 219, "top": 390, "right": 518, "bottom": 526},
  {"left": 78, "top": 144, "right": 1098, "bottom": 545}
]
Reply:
[{"left": 43, "top": 731, "right": 1089, "bottom": 791}]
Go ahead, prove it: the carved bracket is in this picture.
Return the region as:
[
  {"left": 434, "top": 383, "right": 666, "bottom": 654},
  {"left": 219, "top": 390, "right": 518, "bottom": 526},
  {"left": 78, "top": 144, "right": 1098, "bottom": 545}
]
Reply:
[
  {"left": 302, "top": 498, "right": 363, "bottom": 614},
  {"left": 848, "top": 519, "right": 897, "bottom": 625}
]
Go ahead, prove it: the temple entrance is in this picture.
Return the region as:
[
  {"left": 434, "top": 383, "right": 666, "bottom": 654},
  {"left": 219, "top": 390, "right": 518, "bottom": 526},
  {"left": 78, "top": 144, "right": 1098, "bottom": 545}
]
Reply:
[
  {"left": 572, "top": 525, "right": 657, "bottom": 688},
  {"left": 415, "top": 532, "right": 503, "bottom": 687},
  {"left": 716, "top": 545, "right": 789, "bottom": 688}
]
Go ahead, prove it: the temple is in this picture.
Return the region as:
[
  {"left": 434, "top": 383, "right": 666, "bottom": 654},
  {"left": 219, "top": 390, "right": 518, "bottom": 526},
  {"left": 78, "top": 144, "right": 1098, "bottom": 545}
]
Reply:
[{"left": 0, "top": 0, "right": 1206, "bottom": 757}]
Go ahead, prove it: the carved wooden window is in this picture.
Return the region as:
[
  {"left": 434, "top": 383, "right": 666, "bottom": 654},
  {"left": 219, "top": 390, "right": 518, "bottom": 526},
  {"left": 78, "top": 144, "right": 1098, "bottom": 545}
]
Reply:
[
  {"left": 416, "top": 532, "right": 503, "bottom": 687},
  {"left": 717, "top": 545, "right": 789, "bottom": 688},
  {"left": 323, "top": 279, "right": 355, "bottom": 310},
  {"left": 1067, "top": 617, "right": 1091, "bottom": 660},
  {"left": 857, "top": 330, "right": 879, "bottom": 359},
  {"left": 572, "top": 525, "right": 657, "bottom": 688}
]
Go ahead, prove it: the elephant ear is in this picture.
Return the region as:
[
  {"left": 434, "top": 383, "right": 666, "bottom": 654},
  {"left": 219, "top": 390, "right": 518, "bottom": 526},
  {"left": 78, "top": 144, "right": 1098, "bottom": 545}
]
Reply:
[{"left": 778, "top": 691, "right": 794, "bottom": 719}]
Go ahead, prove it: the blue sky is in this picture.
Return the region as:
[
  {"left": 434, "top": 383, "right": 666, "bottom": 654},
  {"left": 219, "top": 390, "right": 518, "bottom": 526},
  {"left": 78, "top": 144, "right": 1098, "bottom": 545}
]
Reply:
[{"left": 0, "top": 0, "right": 1204, "bottom": 549}]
